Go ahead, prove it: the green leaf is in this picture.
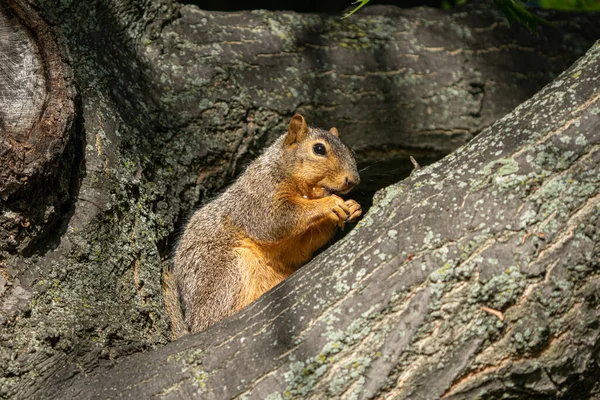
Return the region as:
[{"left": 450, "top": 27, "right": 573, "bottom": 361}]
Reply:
[
  {"left": 494, "top": 0, "right": 552, "bottom": 31},
  {"left": 342, "top": 0, "right": 371, "bottom": 19},
  {"left": 538, "top": 0, "right": 600, "bottom": 11},
  {"left": 442, "top": 0, "right": 468, "bottom": 9}
]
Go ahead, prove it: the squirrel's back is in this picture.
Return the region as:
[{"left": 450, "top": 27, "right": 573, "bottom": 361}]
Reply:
[{"left": 173, "top": 142, "right": 283, "bottom": 332}]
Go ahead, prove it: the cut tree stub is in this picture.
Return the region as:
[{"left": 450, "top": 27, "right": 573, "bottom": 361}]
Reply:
[
  {"left": 0, "top": 8, "right": 46, "bottom": 142},
  {"left": 0, "top": 0, "right": 75, "bottom": 199}
]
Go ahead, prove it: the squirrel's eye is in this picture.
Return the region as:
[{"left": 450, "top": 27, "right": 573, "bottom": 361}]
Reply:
[{"left": 313, "top": 143, "right": 327, "bottom": 156}]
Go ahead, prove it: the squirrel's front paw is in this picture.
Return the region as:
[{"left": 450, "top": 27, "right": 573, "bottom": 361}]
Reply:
[
  {"left": 328, "top": 194, "right": 350, "bottom": 227},
  {"left": 345, "top": 199, "right": 362, "bottom": 223}
]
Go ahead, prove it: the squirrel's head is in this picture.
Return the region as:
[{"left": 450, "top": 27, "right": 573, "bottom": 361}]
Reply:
[{"left": 283, "top": 114, "right": 360, "bottom": 199}]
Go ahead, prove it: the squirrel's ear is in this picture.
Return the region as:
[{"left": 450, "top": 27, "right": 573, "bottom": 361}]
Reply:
[
  {"left": 286, "top": 114, "right": 308, "bottom": 146},
  {"left": 329, "top": 127, "right": 339, "bottom": 137}
]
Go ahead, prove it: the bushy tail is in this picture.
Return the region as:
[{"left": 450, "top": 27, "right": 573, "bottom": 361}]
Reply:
[{"left": 162, "top": 269, "right": 189, "bottom": 340}]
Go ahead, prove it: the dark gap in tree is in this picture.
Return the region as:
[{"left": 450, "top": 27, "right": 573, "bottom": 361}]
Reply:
[
  {"left": 184, "top": 0, "right": 445, "bottom": 13},
  {"left": 325, "top": 152, "right": 443, "bottom": 245},
  {"left": 353, "top": 153, "right": 443, "bottom": 211}
]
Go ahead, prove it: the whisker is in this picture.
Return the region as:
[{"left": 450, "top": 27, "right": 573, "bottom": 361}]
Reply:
[
  {"left": 358, "top": 160, "right": 384, "bottom": 173},
  {"left": 359, "top": 165, "right": 374, "bottom": 173},
  {"left": 361, "top": 172, "right": 405, "bottom": 178}
]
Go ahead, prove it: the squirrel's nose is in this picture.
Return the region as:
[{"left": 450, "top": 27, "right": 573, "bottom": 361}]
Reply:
[{"left": 345, "top": 175, "right": 359, "bottom": 189}]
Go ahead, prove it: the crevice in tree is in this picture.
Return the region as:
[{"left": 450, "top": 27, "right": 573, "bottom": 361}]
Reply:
[{"left": 20, "top": 95, "right": 87, "bottom": 259}]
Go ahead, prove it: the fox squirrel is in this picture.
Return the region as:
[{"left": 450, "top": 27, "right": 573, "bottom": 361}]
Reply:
[{"left": 165, "top": 114, "right": 361, "bottom": 336}]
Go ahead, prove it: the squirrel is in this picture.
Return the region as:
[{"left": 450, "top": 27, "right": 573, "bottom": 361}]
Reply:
[{"left": 164, "top": 114, "right": 361, "bottom": 336}]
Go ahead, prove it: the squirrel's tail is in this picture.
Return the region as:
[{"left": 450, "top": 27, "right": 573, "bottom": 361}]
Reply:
[{"left": 162, "top": 269, "right": 189, "bottom": 340}]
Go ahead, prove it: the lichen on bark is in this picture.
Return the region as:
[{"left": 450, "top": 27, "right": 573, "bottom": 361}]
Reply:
[
  {"left": 40, "top": 40, "right": 600, "bottom": 400},
  {"left": 1, "top": 0, "right": 600, "bottom": 398}
]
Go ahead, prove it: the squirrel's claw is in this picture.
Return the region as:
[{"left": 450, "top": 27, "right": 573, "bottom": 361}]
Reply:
[
  {"left": 345, "top": 199, "right": 362, "bottom": 223},
  {"left": 331, "top": 204, "right": 348, "bottom": 227},
  {"left": 329, "top": 195, "right": 349, "bottom": 228}
]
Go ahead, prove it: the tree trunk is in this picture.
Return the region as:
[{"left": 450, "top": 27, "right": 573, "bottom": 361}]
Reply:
[{"left": 0, "top": 0, "right": 599, "bottom": 398}]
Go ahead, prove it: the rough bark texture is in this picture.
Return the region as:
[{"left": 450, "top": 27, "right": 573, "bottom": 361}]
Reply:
[
  {"left": 45, "top": 40, "right": 600, "bottom": 400},
  {"left": 1, "top": 0, "right": 600, "bottom": 398}
]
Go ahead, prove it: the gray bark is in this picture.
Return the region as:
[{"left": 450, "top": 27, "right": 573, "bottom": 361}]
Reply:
[
  {"left": 0, "top": 0, "right": 599, "bottom": 398},
  {"left": 44, "top": 40, "right": 600, "bottom": 400}
]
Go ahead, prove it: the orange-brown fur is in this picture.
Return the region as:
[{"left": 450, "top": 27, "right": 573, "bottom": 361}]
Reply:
[
  {"left": 171, "top": 114, "right": 361, "bottom": 335},
  {"left": 236, "top": 198, "right": 340, "bottom": 308}
]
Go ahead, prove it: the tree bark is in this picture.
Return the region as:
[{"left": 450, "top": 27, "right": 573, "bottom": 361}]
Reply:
[
  {"left": 1, "top": 0, "right": 600, "bottom": 399},
  {"left": 38, "top": 40, "right": 600, "bottom": 400}
]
